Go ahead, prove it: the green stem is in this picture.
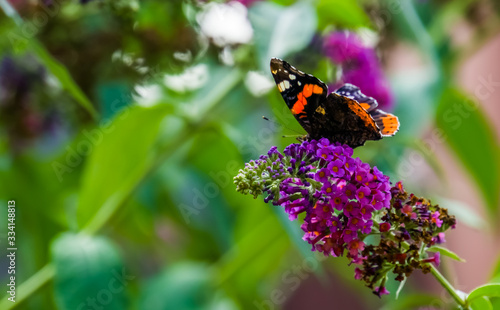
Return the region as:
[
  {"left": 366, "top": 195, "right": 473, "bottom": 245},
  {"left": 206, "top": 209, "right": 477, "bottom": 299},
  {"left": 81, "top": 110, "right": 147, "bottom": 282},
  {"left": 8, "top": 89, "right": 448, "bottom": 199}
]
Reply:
[
  {"left": 1, "top": 68, "right": 244, "bottom": 309},
  {"left": 384, "top": 234, "right": 466, "bottom": 308},
  {"left": 429, "top": 264, "right": 467, "bottom": 308},
  {"left": 0, "top": 264, "right": 55, "bottom": 310}
]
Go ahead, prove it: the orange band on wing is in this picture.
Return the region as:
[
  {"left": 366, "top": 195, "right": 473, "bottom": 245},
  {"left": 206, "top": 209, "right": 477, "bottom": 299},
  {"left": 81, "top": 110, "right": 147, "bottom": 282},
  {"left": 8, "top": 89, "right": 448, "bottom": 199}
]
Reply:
[
  {"left": 303, "top": 84, "right": 313, "bottom": 97},
  {"left": 291, "top": 93, "right": 307, "bottom": 114},
  {"left": 359, "top": 102, "right": 370, "bottom": 111},
  {"left": 291, "top": 84, "right": 321, "bottom": 114},
  {"left": 313, "top": 85, "right": 323, "bottom": 94},
  {"left": 380, "top": 115, "right": 399, "bottom": 135},
  {"left": 291, "top": 102, "right": 304, "bottom": 114}
]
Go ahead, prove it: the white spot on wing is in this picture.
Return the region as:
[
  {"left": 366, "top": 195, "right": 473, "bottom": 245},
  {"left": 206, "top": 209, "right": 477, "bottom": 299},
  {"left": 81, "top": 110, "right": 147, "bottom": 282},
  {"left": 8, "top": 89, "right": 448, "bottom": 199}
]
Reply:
[
  {"left": 283, "top": 80, "right": 290, "bottom": 89},
  {"left": 289, "top": 74, "right": 296, "bottom": 80},
  {"left": 298, "top": 81, "right": 301, "bottom": 86}
]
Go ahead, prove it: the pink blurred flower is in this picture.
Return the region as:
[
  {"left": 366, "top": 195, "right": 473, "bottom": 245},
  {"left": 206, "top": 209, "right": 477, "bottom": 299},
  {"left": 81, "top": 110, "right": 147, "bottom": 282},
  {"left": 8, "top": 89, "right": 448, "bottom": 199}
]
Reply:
[{"left": 323, "top": 31, "right": 394, "bottom": 111}]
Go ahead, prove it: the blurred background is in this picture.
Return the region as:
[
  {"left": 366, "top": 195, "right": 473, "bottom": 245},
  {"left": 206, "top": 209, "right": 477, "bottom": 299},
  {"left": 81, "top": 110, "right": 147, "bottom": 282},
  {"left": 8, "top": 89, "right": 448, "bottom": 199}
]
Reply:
[{"left": 0, "top": 0, "right": 499, "bottom": 309}]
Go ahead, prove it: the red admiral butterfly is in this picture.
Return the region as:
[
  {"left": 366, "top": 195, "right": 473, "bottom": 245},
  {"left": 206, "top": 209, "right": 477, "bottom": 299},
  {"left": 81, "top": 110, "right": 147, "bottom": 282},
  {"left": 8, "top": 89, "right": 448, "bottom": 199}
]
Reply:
[{"left": 270, "top": 58, "right": 399, "bottom": 148}]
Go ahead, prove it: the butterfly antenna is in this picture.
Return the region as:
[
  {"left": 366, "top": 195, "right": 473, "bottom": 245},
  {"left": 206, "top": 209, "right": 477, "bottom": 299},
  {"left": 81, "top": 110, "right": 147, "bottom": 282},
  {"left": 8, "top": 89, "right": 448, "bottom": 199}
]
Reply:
[
  {"left": 262, "top": 116, "right": 277, "bottom": 124},
  {"left": 262, "top": 116, "right": 303, "bottom": 139}
]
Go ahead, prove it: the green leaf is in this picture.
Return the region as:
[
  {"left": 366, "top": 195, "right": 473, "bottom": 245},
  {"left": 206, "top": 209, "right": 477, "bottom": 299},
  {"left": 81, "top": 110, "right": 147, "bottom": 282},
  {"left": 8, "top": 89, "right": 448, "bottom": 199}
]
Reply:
[
  {"left": 51, "top": 233, "right": 129, "bottom": 310},
  {"left": 316, "top": 0, "right": 372, "bottom": 30},
  {"left": 31, "top": 41, "right": 98, "bottom": 119},
  {"left": 491, "top": 297, "right": 500, "bottom": 310},
  {"left": 161, "top": 164, "right": 233, "bottom": 251},
  {"left": 217, "top": 210, "right": 287, "bottom": 289},
  {"left": 436, "top": 88, "right": 500, "bottom": 218},
  {"left": 249, "top": 2, "right": 317, "bottom": 72},
  {"left": 138, "top": 262, "right": 216, "bottom": 310},
  {"left": 77, "top": 104, "right": 172, "bottom": 230},
  {"left": 467, "top": 284, "right": 500, "bottom": 303},
  {"left": 491, "top": 253, "right": 500, "bottom": 282},
  {"left": 427, "top": 245, "right": 465, "bottom": 262},
  {"left": 271, "top": 206, "right": 325, "bottom": 275},
  {"left": 470, "top": 296, "right": 493, "bottom": 310}
]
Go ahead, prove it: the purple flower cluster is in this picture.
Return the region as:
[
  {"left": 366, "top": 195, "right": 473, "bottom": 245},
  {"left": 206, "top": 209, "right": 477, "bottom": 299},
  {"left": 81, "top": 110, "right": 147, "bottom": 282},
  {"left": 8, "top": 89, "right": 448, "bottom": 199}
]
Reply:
[
  {"left": 287, "top": 140, "right": 392, "bottom": 261},
  {"left": 323, "top": 31, "right": 394, "bottom": 111},
  {"left": 236, "top": 138, "right": 392, "bottom": 261},
  {"left": 234, "top": 139, "right": 457, "bottom": 297}
]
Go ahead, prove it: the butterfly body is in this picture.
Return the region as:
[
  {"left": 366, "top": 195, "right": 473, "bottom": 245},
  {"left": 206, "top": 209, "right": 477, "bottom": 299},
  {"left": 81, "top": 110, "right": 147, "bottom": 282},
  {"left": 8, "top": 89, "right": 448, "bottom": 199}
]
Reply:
[{"left": 270, "top": 58, "right": 399, "bottom": 148}]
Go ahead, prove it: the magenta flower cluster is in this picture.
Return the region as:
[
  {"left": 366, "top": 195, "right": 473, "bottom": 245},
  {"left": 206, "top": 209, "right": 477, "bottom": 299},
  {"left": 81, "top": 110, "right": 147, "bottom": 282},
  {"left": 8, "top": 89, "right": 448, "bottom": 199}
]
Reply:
[
  {"left": 235, "top": 139, "right": 457, "bottom": 297},
  {"left": 295, "top": 141, "right": 393, "bottom": 260},
  {"left": 236, "top": 138, "right": 393, "bottom": 261}
]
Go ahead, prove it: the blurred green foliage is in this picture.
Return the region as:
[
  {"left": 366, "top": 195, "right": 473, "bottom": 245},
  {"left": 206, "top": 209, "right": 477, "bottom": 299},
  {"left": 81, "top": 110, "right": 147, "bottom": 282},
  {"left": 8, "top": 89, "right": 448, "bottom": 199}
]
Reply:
[{"left": 0, "top": 0, "right": 499, "bottom": 309}]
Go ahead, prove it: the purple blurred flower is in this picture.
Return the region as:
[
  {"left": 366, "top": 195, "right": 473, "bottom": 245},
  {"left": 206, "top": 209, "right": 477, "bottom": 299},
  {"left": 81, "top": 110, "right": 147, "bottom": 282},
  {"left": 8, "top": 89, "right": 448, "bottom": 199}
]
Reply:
[
  {"left": 323, "top": 31, "right": 394, "bottom": 110},
  {"left": 0, "top": 55, "right": 63, "bottom": 152}
]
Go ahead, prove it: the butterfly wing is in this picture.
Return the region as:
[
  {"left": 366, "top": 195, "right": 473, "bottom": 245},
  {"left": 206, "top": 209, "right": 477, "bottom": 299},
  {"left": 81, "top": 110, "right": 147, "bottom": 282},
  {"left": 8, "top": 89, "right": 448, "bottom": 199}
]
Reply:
[
  {"left": 334, "top": 83, "right": 400, "bottom": 137},
  {"left": 334, "top": 83, "right": 378, "bottom": 112},
  {"left": 309, "top": 92, "right": 382, "bottom": 148},
  {"left": 369, "top": 110, "right": 400, "bottom": 137},
  {"left": 270, "top": 59, "right": 400, "bottom": 147},
  {"left": 270, "top": 58, "right": 328, "bottom": 134}
]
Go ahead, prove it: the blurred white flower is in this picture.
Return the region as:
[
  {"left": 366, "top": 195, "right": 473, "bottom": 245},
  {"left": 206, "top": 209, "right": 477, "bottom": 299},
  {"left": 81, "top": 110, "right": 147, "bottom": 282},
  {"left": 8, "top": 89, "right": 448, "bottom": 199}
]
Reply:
[
  {"left": 244, "top": 71, "right": 274, "bottom": 97},
  {"left": 197, "top": 1, "right": 253, "bottom": 47},
  {"left": 163, "top": 64, "right": 209, "bottom": 93},
  {"left": 356, "top": 27, "right": 379, "bottom": 48},
  {"left": 134, "top": 84, "right": 163, "bottom": 107},
  {"left": 219, "top": 46, "right": 235, "bottom": 66},
  {"left": 173, "top": 50, "right": 192, "bottom": 63}
]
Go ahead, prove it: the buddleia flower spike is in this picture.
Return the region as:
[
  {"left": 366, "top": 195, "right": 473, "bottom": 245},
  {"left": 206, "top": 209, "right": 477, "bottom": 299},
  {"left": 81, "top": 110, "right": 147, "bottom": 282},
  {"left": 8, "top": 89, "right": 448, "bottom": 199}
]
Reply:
[{"left": 234, "top": 138, "right": 457, "bottom": 297}]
